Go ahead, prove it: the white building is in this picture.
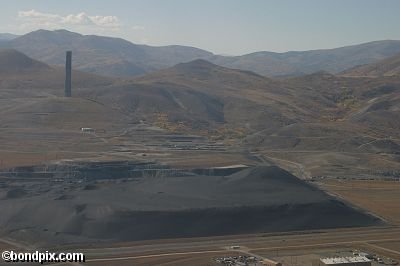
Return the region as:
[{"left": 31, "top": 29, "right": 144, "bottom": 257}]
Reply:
[
  {"left": 313, "top": 256, "right": 371, "bottom": 266},
  {"left": 81, "top": 127, "right": 95, "bottom": 133}
]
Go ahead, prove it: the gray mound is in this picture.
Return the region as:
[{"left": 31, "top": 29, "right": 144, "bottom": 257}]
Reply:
[
  {"left": 5, "top": 187, "right": 27, "bottom": 199},
  {"left": 0, "top": 166, "right": 381, "bottom": 245}
]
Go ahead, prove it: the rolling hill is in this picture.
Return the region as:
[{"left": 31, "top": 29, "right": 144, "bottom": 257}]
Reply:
[
  {"left": 103, "top": 59, "right": 400, "bottom": 183},
  {"left": 0, "top": 48, "right": 49, "bottom": 73},
  {"left": 1, "top": 29, "right": 213, "bottom": 77},
  {"left": 341, "top": 53, "right": 400, "bottom": 77},
  {"left": 210, "top": 40, "right": 400, "bottom": 77},
  {"left": 0, "top": 33, "right": 18, "bottom": 42},
  {"left": 0, "top": 48, "right": 113, "bottom": 97},
  {"left": 122, "top": 59, "right": 310, "bottom": 132},
  {"left": 0, "top": 51, "right": 399, "bottom": 245},
  {"left": 0, "top": 50, "right": 399, "bottom": 180},
  {"left": 2, "top": 30, "right": 400, "bottom": 77}
]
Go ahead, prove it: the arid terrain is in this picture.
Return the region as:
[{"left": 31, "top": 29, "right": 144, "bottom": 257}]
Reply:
[{"left": 0, "top": 29, "right": 399, "bottom": 265}]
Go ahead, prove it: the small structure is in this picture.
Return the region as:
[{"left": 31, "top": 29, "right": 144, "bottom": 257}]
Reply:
[
  {"left": 81, "top": 127, "right": 95, "bottom": 133},
  {"left": 313, "top": 256, "right": 371, "bottom": 266},
  {"left": 261, "top": 258, "right": 282, "bottom": 266}
]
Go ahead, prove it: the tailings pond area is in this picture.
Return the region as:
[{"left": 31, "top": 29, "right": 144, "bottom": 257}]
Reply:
[{"left": 0, "top": 160, "right": 382, "bottom": 246}]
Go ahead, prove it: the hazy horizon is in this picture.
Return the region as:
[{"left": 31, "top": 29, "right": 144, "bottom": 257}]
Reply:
[
  {"left": 3, "top": 28, "right": 400, "bottom": 57},
  {"left": 1, "top": 0, "right": 400, "bottom": 55}
]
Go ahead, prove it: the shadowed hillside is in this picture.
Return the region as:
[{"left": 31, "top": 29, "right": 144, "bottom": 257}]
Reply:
[
  {"left": 0, "top": 49, "right": 113, "bottom": 96},
  {"left": 0, "top": 49, "right": 49, "bottom": 73}
]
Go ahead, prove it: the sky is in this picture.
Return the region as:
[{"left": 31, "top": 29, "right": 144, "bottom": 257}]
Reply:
[{"left": 0, "top": 0, "right": 400, "bottom": 55}]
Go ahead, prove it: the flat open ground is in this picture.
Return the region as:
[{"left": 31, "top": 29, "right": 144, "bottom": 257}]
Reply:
[
  {"left": 317, "top": 179, "right": 400, "bottom": 224},
  {"left": 373, "top": 241, "right": 400, "bottom": 252},
  {"left": 62, "top": 226, "right": 400, "bottom": 265},
  {"left": 85, "top": 252, "right": 236, "bottom": 266}
]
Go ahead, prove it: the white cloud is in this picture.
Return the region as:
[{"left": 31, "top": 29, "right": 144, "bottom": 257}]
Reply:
[
  {"left": 17, "top": 9, "right": 123, "bottom": 32},
  {"left": 9, "top": 9, "right": 149, "bottom": 44}
]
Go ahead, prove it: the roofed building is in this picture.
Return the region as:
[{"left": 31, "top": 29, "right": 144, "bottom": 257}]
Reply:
[{"left": 313, "top": 256, "right": 371, "bottom": 266}]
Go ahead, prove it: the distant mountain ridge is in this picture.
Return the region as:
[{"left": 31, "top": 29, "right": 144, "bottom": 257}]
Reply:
[
  {"left": 2, "top": 29, "right": 400, "bottom": 78},
  {"left": 210, "top": 40, "right": 400, "bottom": 77},
  {"left": 340, "top": 53, "right": 400, "bottom": 77},
  {"left": 2, "top": 29, "right": 213, "bottom": 77},
  {"left": 0, "top": 33, "right": 19, "bottom": 41}
]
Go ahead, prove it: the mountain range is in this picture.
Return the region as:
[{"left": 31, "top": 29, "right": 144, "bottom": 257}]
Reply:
[
  {"left": 1, "top": 29, "right": 400, "bottom": 77},
  {"left": 0, "top": 33, "right": 18, "bottom": 41},
  {"left": 0, "top": 30, "right": 212, "bottom": 77},
  {"left": 341, "top": 53, "right": 400, "bottom": 77},
  {"left": 1, "top": 28, "right": 399, "bottom": 247},
  {"left": 0, "top": 47, "right": 399, "bottom": 180}
]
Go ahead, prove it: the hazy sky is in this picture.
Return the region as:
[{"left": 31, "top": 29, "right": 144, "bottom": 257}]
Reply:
[{"left": 1, "top": 0, "right": 400, "bottom": 55}]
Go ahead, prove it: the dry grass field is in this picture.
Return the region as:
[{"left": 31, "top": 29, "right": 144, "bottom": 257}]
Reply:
[
  {"left": 317, "top": 179, "right": 400, "bottom": 224},
  {"left": 373, "top": 241, "right": 400, "bottom": 252},
  {"left": 85, "top": 252, "right": 234, "bottom": 266},
  {"left": 256, "top": 246, "right": 353, "bottom": 266},
  {"left": 76, "top": 226, "right": 400, "bottom": 266}
]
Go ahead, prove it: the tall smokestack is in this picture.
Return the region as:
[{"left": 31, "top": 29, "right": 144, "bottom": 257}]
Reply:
[{"left": 65, "top": 51, "right": 72, "bottom": 97}]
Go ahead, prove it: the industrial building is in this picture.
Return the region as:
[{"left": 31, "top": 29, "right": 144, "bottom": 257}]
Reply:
[{"left": 313, "top": 256, "right": 371, "bottom": 266}]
